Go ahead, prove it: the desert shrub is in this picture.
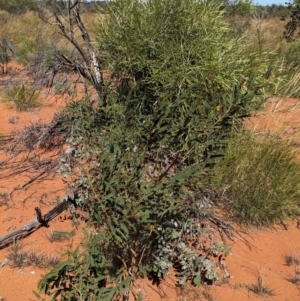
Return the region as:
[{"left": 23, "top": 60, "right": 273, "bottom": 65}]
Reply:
[
  {"left": 3, "top": 84, "right": 42, "bottom": 111},
  {"left": 228, "top": 16, "right": 253, "bottom": 38},
  {"left": 214, "top": 132, "right": 300, "bottom": 226},
  {"left": 38, "top": 0, "right": 269, "bottom": 300}
]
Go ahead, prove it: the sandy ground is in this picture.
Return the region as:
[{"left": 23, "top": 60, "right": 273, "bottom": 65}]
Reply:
[{"left": 0, "top": 64, "right": 300, "bottom": 301}]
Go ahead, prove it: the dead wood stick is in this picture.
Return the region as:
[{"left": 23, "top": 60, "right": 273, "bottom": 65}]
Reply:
[
  {"left": 9, "top": 170, "right": 48, "bottom": 203},
  {"left": 0, "top": 165, "right": 33, "bottom": 180},
  {"left": 0, "top": 194, "right": 75, "bottom": 249}
]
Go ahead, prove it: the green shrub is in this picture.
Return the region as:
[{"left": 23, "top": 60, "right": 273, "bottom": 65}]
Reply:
[
  {"left": 3, "top": 84, "right": 42, "bottom": 111},
  {"left": 214, "top": 132, "right": 300, "bottom": 226},
  {"left": 37, "top": 0, "right": 269, "bottom": 300}
]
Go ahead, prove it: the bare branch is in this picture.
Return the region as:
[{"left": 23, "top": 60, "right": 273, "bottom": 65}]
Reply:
[
  {"left": 0, "top": 194, "right": 76, "bottom": 249},
  {"left": 39, "top": 0, "right": 104, "bottom": 101}
]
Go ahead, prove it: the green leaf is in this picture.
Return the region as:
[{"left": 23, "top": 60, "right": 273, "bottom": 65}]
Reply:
[
  {"left": 179, "top": 276, "right": 187, "bottom": 285},
  {"left": 42, "top": 260, "right": 72, "bottom": 280},
  {"left": 193, "top": 276, "right": 201, "bottom": 285}
]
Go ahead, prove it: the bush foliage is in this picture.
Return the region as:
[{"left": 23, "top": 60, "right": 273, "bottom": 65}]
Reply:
[{"left": 38, "top": 0, "right": 269, "bottom": 300}]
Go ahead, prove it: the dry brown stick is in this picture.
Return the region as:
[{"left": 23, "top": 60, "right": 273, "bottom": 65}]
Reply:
[
  {"left": 16, "top": 170, "right": 47, "bottom": 190},
  {"left": 9, "top": 170, "right": 48, "bottom": 203},
  {"left": 0, "top": 194, "right": 75, "bottom": 249},
  {"left": 20, "top": 191, "right": 36, "bottom": 206},
  {"left": 0, "top": 165, "right": 34, "bottom": 180}
]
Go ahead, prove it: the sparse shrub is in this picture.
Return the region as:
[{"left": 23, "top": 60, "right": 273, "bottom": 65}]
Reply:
[
  {"left": 3, "top": 84, "right": 42, "bottom": 111},
  {"left": 37, "top": 0, "right": 268, "bottom": 300},
  {"left": 214, "top": 132, "right": 300, "bottom": 226}
]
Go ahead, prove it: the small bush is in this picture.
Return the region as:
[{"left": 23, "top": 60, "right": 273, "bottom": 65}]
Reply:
[
  {"left": 214, "top": 132, "right": 300, "bottom": 226},
  {"left": 3, "top": 84, "right": 42, "bottom": 111},
  {"left": 37, "top": 0, "right": 269, "bottom": 299}
]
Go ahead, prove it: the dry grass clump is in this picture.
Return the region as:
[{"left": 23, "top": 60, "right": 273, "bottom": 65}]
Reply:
[
  {"left": 285, "top": 252, "right": 300, "bottom": 266},
  {"left": 8, "top": 242, "right": 61, "bottom": 269},
  {"left": 246, "top": 275, "right": 275, "bottom": 297},
  {"left": 284, "top": 252, "right": 300, "bottom": 286}
]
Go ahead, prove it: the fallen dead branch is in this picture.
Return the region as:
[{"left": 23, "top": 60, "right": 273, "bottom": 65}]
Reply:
[
  {"left": 0, "top": 194, "right": 76, "bottom": 249},
  {"left": 0, "top": 112, "right": 73, "bottom": 199}
]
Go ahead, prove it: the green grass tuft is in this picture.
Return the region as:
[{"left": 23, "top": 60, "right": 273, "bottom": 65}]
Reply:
[
  {"left": 214, "top": 132, "right": 300, "bottom": 227},
  {"left": 3, "top": 84, "right": 42, "bottom": 111}
]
